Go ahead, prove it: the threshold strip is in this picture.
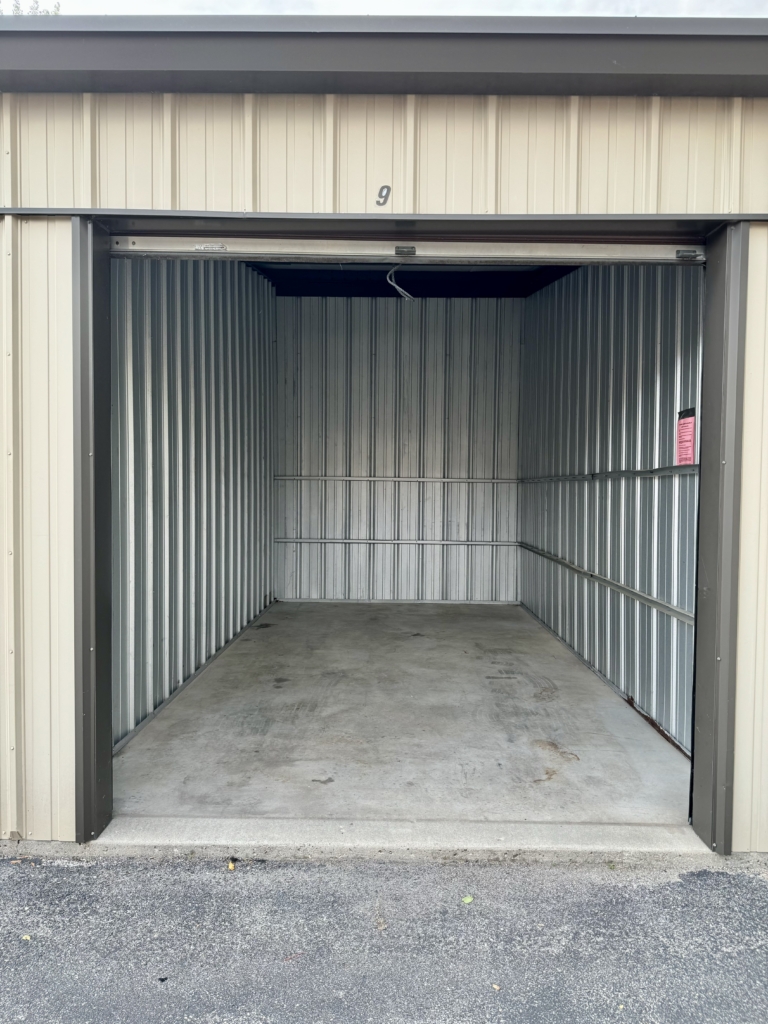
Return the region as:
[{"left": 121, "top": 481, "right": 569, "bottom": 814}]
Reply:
[
  {"left": 518, "top": 542, "right": 695, "bottom": 625},
  {"left": 519, "top": 465, "right": 699, "bottom": 485},
  {"left": 275, "top": 538, "right": 519, "bottom": 546}
]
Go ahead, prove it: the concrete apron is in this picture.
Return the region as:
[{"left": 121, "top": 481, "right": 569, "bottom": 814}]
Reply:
[
  {"left": 94, "top": 819, "right": 709, "bottom": 860},
  {"left": 98, "top": 603, "right": 708, "bottom": 860}
]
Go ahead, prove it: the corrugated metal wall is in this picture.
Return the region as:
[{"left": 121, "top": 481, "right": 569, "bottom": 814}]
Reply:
[
  {"left": 518, "top": 265, "right": 703, "bottom": 752},
  {"left": 3, "top": 93, "right": 768, "bottom": 215},
  {"left": 274, "top": 296, "right": 521, "bottom": 601},
  {"left": 111, "top": 258, "right": 275, "bottom": 745},
  {"left": 734, "top": 223, "right": 768, "bottom": 852},
  {"left": 0, "top": 216, "right": 77, "bottom": 842}
]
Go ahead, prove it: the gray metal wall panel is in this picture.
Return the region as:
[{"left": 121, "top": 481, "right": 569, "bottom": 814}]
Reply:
[
  {"left": 275, "top": 296, "right": 521, "bottom": 602},
  {"left": 519, "top": 265, "right": 703, "bottom": 752},
  {"left": 111, "top": 258, "right": 275, "bottom": 745}
]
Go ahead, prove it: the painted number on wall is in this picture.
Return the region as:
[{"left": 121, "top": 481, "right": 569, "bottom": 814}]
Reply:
[{"left": 376, "top": 185, "right": 392, "bottom": 206}]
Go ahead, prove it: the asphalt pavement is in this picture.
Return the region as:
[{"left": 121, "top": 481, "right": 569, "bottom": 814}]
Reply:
[{"left": 1, "top": 851, "right": 767, "bottom": 1024}]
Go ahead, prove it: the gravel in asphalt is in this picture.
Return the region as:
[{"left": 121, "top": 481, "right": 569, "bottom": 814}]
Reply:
[{"left": 1, "top": 853, "right": 767, "bottom": 1024}]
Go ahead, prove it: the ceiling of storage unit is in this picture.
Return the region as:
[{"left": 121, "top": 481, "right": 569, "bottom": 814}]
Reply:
[{"left": 249, "top": 263, "right": 575, "bottom": 298}]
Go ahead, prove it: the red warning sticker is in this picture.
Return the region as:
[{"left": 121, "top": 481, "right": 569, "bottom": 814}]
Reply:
[{"left": 676, "top": 410, "right": 696, "bottom": 466}]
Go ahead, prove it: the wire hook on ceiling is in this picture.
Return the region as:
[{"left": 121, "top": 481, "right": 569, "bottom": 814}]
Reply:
[{"left": 386, "top": 264, "right": 414, "bottom": 300}]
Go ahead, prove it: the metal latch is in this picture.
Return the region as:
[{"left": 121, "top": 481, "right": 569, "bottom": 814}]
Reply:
[
  {"left": 675, "top": 249, "right": 704, "bottom": 261},
  {"left": 394, "top": 245, "right": 416, "bottom": 256}
]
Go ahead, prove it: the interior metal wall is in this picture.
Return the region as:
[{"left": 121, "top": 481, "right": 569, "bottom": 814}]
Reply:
[
  {"left": 111, "top": 258, "right": 275, "bottom": 745},
  {"left": 518, "top": 264, "right": 703, "bottom": 751},
  {"left": 274, "top": 296, "right": 521, "bottom": 601}
]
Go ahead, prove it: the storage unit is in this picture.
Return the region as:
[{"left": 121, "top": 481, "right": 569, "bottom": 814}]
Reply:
[
  {"left": 1, "top": 15, "right": 767, "bottom": 854},
  {"left": 108, "top": 253, "right": 698, "bottom": 832}
]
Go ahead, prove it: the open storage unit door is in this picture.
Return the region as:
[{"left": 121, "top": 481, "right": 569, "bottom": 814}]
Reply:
[{"left": 106, "top": 236, "right": 705, "bottom": 851}]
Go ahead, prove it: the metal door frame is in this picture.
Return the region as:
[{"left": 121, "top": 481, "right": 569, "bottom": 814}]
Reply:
[
  {"left": 69, "top": 213, "right": 748, "bottom": 851},
  {"left": 110, "top": 235, "right": 704, "bottom": 264},
  {"left": 73, "top": 219, "right": 113, "bottom": 843},
  {"left": 691, "top": 223, "right": 750, "bottom": 854}
]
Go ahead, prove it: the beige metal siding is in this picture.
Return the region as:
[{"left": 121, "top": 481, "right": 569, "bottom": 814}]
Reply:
[
  {"left": 733, "top": 222, "right": 768, "bottom": 853},
  {"left": 0, "top": 216, "right": 76, "bottom": 842},
  {"left": 257, "top": 95, "right": 328, "bottom": 213},
  {"left": 12, "top": 95, "right": 91, "bottom": 209},
  {"left": 741, "top": 101, "right": 768, "bottom": 214},
  {"left": 336, "top": 95, "right": 410, "bottom": 215},
  {"left": 4, "top": 93, "right": 768, "bottom": 216},
  {"left": 96, "top": 94, "right": 166, "bottom": 211},
  {"left": 177, "top": 95, "right": 249, "bottom": 213}
]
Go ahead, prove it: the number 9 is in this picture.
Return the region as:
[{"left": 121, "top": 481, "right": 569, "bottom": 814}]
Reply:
[{"left": 376, "top": 185, "right": 392, "bottom": 207}]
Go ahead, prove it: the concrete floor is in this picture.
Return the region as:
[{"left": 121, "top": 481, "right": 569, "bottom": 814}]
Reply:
[{"left": 113, "top": 603, "right": 691, "bottom": 829}]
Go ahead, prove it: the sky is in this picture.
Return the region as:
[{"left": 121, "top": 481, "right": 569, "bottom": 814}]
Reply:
[{"left": 8, "top": 1, "right": 768, "bottom": 17}]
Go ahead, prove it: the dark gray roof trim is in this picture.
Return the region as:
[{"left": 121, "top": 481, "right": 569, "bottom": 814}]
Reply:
[
  {"left": 2, "top": 16, "right": 768, "bottom": 96},
  {"left": 4, "top": 16, "right": 768, "bottom": 36}
]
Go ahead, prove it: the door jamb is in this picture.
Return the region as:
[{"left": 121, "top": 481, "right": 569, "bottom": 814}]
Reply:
[
  {"left": 73, "top": 217, "right": 113, "bottom": 842},
  {"left": 690, "top": 222, "right": 750, "bottom": 855}
]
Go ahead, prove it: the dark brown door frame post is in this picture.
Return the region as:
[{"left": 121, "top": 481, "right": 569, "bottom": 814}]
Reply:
[{"left": 73, "top": 217, "right": 113, "bottom": 842}]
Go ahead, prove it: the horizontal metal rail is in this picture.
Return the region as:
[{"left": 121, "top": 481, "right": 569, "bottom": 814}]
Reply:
[
  {"left": 518, "top": 541, "right": 695, "bottom": 625},
  {"left": 519, "top": 464, "right": 699, "bottom": 484},
  {"left": 276, "top": 466, "right": 698, "bottom": 485},
  {"left": 275, "top": 475, "right": 518, "bottom": 483},
  {"left": 275, "top": 538, "right": 519, "bottom": 546},
  {"left": 111, "top": 235, "right": 705, "bottom": 264}
]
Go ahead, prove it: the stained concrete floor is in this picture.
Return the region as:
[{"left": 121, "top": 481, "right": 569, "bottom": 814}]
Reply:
[{"left": 113, "top": 603, "right": 691, "bottom": 828}]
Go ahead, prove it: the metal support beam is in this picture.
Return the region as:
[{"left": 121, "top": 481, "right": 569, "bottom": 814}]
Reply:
[
  {"left": 109, "top": 235, "right": 705, "bottom": 264},
  {"left": 691, "top": 222, "right": 750, "bottom": 855},
  {"left": 72, "top": 218, "right": 113, "bottom": 843}
]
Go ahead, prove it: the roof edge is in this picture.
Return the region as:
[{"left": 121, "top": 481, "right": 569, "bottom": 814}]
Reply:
[{"left": 1, "top": 15, "right": 768, "bottom": 38}]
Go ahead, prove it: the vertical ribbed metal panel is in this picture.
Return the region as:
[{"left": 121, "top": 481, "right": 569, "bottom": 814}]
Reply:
[
  {"left": 733, "top": 223, "right": 768, "bottom": 852},
  {"left": 5, "top": 93, "right": 768, "bottom": 216},
  {"left": 275, "top": 296, "right": 521, "bottom": 602},
  {"left": 111, "top": 258, "right": 275, "bottom": 745},
  {"left": 0, "top": 216, "right": 78, "bottom": 842},
  {"left": 519, "top": 264, "right": 703, "bottom": 752}
]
